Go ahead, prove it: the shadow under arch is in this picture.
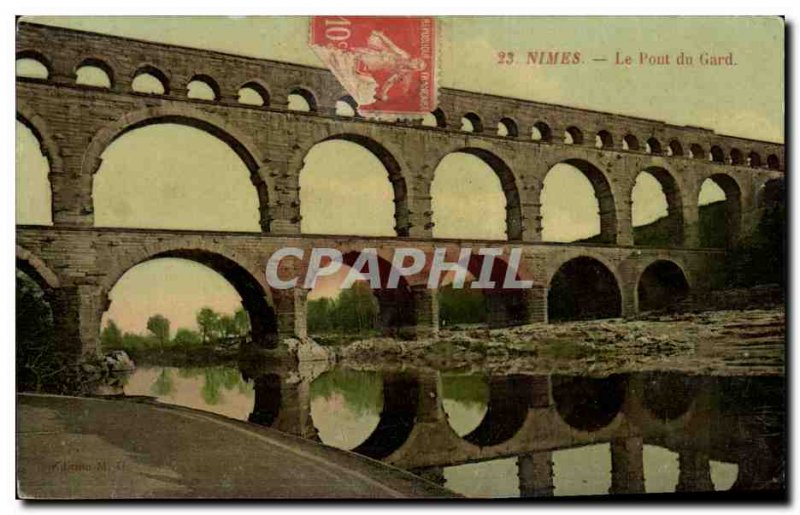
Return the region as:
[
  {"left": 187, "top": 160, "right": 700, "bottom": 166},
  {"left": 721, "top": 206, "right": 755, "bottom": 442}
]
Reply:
[
  {"left": 83, "top": 106, "right": 272, "bottom": 230},
  {"left": 103, "top": 248, "right": 278, "bottom": 348},
  {"left": 552, "top": 374, "right": 627, "bottom": 432},
  {"left": 699, "top": 172, "right": 742, "bottom": 248},
  {"left": 350, "top": 372, "right": 420, "bottom": 460},
  {"left": 544, "top": 158, "right": 617, "bottom": 244},
  {"left": 461, "top": 375, "right": 538, "bottom": 447},
  {"left": 433, "top": 147, "right": 523, "bottom": 241},
  {"left": 548, "top": 256, "right": 622, "bottom": 322},
  {"left": 632, "top": 166, "right": 684, "bottom": 247},
  {"left": 309, "top": 133, "right": 410, "bottom": 237},
  {"left": 637, "top": 259, "right": 690, "bottom": 312}
]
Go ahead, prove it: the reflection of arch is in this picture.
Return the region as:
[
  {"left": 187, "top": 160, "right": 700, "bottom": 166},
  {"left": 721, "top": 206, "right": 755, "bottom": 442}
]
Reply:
[
  {"left": 699, "top": 173, "right": 742, "bottom": 248},
  {"left": 532, "top": 121, "right": 552, "bottom": 142},
  {"left": 103, "top": 247, "right": 277, "bottom": 346},
  {"left": 83, "top": 106, "right": 271, "bottom": 230},
  {"left": 548, "top": 256, "right": 622, "bottom": 321},
  {"left": 248, "top": 373, "right": 282, "bottom": 426},
  {"left": 632, "top": 166, "right": 684, "bottom": 247},
  {"left": 131, "top": 64, "right": 169, "bottom": 94},
  {"left": 462, "top": 375, "right": 534, "bottom": 447},
  {"left": 16, "top": 245, "right": 61, "bottom": 292},
  {"left": 434, "top": 148, "right": 522, "bottom": 240},
  {"left": 640, "top": 372, "right": 700, "bottom": 422},
  {"left": 552, "top": 375, "right": 626, "bottom": 432},
  {"left": 352, "top": 372, "right": 419, "bottom": 460},
  {"left": 75, "top": 57, "right": 114, "bottom": 88},
  {"left": 544, "top": 158, "right": 617, "bottom": 244},
  {"left": 302, "top": 133, "right": 410, "bottom": 236},
  {"left": 16, "top": 49, "right": 51, "bottom": 78},
  {"left": 637, "top": 259, "right": 690, "bottom": 312}
]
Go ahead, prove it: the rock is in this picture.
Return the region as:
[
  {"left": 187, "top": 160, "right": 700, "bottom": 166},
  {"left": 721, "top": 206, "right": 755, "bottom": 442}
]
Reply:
[{"left": 104, "top": 350, "right": 135, "bottom": 372}]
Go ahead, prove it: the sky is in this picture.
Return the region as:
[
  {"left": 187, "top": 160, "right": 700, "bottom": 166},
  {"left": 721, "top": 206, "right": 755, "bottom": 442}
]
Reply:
[{"left": 16, "top": 16, "right": 782, "bottom": 333}]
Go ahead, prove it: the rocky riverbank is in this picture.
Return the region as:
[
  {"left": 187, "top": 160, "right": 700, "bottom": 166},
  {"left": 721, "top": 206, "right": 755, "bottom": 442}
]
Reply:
[{"left": 333, "top": 308, "right": 785, "bottom": 376}]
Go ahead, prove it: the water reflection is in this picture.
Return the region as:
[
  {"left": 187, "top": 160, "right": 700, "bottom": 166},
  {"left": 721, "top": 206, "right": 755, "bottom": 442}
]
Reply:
[{"left": 122, "top": 364, "right": 783, "bottom": 498}]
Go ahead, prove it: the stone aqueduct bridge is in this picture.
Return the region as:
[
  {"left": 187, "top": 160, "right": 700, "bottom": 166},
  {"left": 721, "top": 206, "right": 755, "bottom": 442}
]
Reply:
[
  {"left": 246, "top": 367, "right": 783, "bottom": 495},
  {"left": 16, "top": 23, "right": 785, "bottom": 357}
]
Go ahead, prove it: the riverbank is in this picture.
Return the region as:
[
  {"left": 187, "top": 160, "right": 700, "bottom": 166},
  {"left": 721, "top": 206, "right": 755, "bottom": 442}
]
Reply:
[
  {"left": 334, "top": 307, "right": 785, "bottom": 376},
  {"left": 17, "top": 393, "right": 458, "bottom": 499}
]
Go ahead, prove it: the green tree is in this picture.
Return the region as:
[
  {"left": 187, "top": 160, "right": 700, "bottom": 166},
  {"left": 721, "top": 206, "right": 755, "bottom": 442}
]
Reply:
[
  {"left": 233, "top": 308, "right": 250, "bottom": 336},
  {"left": 173, "top": 328, "right": 202, "bottom": 347},
  {"left": 100, "top": 319, "right": 123, "bottom": 350},
  {"left": 196, "top": 307, "right": 220, "bottom": 344},
  {"left": 146, "top": 314, "right": 170, "bottom": 347},
  {"left": 218, "top": 314, "right": 238, "bottom": 339}
]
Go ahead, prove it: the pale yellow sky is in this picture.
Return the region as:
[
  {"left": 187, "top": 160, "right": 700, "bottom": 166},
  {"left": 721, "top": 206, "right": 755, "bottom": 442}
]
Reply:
[{"left": 16, "top": 16, "right": 780, "bottom": 333}]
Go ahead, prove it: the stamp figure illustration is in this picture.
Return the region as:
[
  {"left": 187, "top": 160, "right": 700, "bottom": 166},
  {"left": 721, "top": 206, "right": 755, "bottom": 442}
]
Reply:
[{"left": 310, "top": 16, "right": 437, "bottom": 118}]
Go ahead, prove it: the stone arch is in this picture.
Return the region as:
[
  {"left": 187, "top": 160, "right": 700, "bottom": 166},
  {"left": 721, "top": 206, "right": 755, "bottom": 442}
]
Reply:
[
  {"left": 16, "top": 104, "right": 62, "bottom": 175},
  {"left": 758, "top": 178, "right": 784, "bottom": 209},
  {"left": 646, "top": 137, "right": 663, "bottom": 155},
  {"left": 82, "top": 105, "right": 272, "bottom": 230},
  {"left": 460, "top": 375, "right": 536, "bottom": 447},
  {"left": 532, "top": 121, "right": 552, "bottom": 142},
  {"left": 689, "top": 143, "right": 705, "bottom": 160},
  {"left": 351, "top": 372, "right": 420, "bottom": 460},
  {"left": 637, "top": 259, "right": 690, "bottom": 312},
  {"left": 548, "top": 255, "right": 622, "bottom": 321},
  {"left": 668, "top": 139, "right": 684, "bottom": 157},
  {"left": 767, "top": 154, "right": 780, "bottom": 170},
  {"left": 552, "top": 375, "right": 626, "bottom": 433},
  {"left": 564, "top": 126, "right": 583, "bottom": 145},
  {"left": 16, "top": 245, "right": 61, "bottom": 292},
  {"left": 497, "top": 117, "right": 519, "bottom": 137},
  {"left": 335, "top": 95, "right": 359, "bottom": 117},
  {"left": 187, "top": 74, "right": 221, "bottom": 101},
  {"left": 542, "top": 158, "right": 618, "bottom": 244},
  {"left": 16, "top": 49, "right": 51, "bottom": 79},
  {"left": 288, "top": 87, "right": 318, "bottom": 112},
  {"left": 710, "top": 145, "right": 725, "bottom": 163},
  {"left": 101, "top": 245, "right": 278, "bottom": 346},
  {"left": 131, "top": 64, "right": 169, "bottom": 94},
  {"left": 74, "top": 57, "right": 114, "bottom": 88},
  {"left": 596, "top": 130, "right": 614, "bottom": 149},
  {"left": 461, "top": 112, "right": 483, "bottom": 133},
  {"left": 298, "top": 133, "right": 410, "bottom": 236},
  {"left": 748, "top": 151, "right": 762, "bottom": 168},
  {"left": 422, "top": 108, "right": 447, "bottom": 128},
  {"left": 623, "top": 134, "right": 640, "bottom": 151},
  {"left": 730, "top": 148, "right": 744, "bottom": 165},
  {"left": 237, "top": 80, "right": 270, "bottom": 106},
  {"left": 631, "top": 166, "right": 684, "bottom": 247},
  {"left": 699, "top": 172, "right": 742, "bottom": 247},
  {"left": 432, "top": 147, "right": 523, "bottom": 241}
]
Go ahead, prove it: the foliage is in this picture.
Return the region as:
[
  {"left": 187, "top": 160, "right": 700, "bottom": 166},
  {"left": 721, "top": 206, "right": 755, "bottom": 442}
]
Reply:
[
  {"left": 438, "top": 284, "right": 486, "bottom": 326},
  {"left": 307, "top": 282, "right": 379, "bottom": 334},
  {"left": 724, "top": 195, "right": 785, "bottom": 288},
  {"left": 146, "top": 314, "right": 170, "bottom": 347},
  {"left": 310, "top": 368, "right": 384, "bottom": 415}
]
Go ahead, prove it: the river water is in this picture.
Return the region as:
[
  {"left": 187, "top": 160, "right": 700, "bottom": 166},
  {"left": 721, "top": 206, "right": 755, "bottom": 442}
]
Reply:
[{"left": 120, "top": 363, "right": 784, "bottom": 498}]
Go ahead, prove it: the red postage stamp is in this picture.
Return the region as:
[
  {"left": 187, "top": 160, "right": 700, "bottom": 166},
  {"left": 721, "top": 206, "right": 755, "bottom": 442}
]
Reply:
[{"left": 310, "top": 16, "right": 437, "bottom": 119}]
